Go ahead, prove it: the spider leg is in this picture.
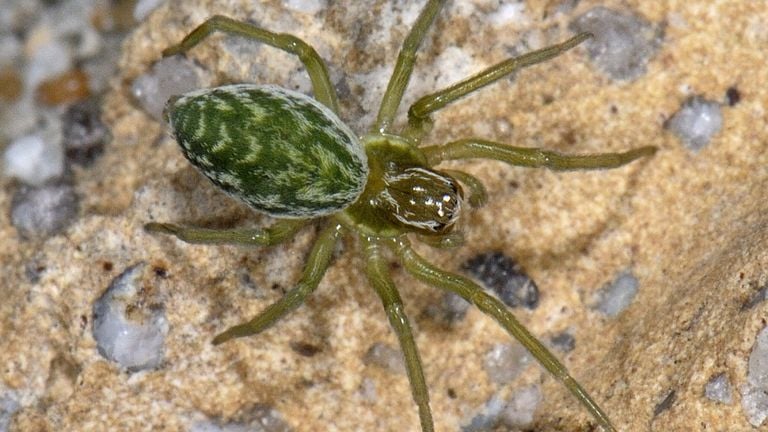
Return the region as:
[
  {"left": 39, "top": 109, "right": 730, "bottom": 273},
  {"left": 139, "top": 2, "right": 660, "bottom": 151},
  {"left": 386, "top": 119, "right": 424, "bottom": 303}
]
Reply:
[
  {"left": 424, "top": 138, "right": 657, "bottom": 170},
  {"left": 144, "top": 219, "right": 306, "bottom": 246},
  {"left": 162, "top": 15, "right": 339, "bottom": 112},
  {"left": 388, "top": 236, "right": 617, "bottom": 432},
  {"left": 374, "top": 0, "right": 447, "bottom": 134},
  {"left": 416, "top": 231, "right": 465, "bottom": 249},
  {"left": 405, "top": 33, "right": 591, "bottom": 138},
  {"left": 211, "top": 223, "right": 342, "bottom": 345},
  {"left": 362, "top": 236, "right": 434, "bottom": 432}
]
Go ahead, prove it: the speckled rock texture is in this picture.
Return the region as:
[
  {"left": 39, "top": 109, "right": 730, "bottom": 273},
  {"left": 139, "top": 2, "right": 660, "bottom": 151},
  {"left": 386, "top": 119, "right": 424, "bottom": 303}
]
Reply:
[{"left": 2, "top": 1, "right": 768, "bottom": 431}]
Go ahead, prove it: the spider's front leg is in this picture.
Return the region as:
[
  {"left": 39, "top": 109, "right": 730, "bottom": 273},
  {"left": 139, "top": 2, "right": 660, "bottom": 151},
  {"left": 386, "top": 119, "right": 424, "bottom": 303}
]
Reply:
[
  {"left": 404, "top": 32, "right": 592, "bottom": 139},
  {"left": 162, "top": 14, "right": 339, "bottom": 112},
  {"left": 423, "top": 138, "right": 658, "bottom": 171}
]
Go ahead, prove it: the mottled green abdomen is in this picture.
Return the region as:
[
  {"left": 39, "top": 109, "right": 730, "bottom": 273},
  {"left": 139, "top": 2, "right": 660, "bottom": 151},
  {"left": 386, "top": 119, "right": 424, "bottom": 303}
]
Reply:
[{"left": 165, "top": 84, "right": 368, "bottom": 217}]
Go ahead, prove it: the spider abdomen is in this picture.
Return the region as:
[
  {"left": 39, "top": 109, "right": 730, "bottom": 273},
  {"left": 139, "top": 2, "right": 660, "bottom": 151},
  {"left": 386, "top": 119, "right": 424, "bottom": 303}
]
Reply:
[{"left": 165, "top": 84, "right": 368, "bottom": 218}]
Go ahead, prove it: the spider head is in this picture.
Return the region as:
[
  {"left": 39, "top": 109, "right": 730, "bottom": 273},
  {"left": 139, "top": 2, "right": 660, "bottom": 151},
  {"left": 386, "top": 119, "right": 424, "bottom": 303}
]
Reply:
[
  {"left": 342, "top": 134, "right": 463, "bottom": 237},
  {"left": 376, "top": 164, "right": 463, "bottom": 235}
]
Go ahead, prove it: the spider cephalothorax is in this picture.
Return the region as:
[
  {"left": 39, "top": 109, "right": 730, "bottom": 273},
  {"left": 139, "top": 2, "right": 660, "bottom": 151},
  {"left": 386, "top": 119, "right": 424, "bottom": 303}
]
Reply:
[{"left": 145, "top": 2, "right": 657, "bottom": 430}]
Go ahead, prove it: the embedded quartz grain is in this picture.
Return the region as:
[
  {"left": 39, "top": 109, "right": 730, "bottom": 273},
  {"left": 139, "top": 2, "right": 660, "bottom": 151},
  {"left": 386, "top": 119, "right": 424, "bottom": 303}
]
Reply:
[
  {"left": 571, "top": 6, "right": 661, "bottom": 81},
  {"left": 499, "top": 386, "right": 542, "bottom": 428},
  {"left": 189, "top": 404, "right": 292, "bottom": 432},
  {"left": 363, "top": 342, "right": 405, "bottom": 374},
  {"left": 705, "top": 373, "right": 733, "bottom": 405},
  {"left": 483, "top": 343, "right": 531, "bottom": 385},
  {"left": 10, "top": 182, "right": 78, "bottom": 239},
  {"left": 595, "top": 270, "right": 639, "bottom": 317},
  {"left": 741, "top": 326, "right": 768, "bottom": 426},
  {"left": 424, "top": 291, "right": 470, "bottom": 325},
  {"left": 3, "top": 133, "right": 64, "bottom": 186},
  {"left": 131, "top": 55, "right": 206, "bottom": 120},
  {"left": 666, "top": 96, "right": 723, "bottom": 151},
  {"left": 92, "top": 263, "right": 168, "bottom": 371},
  {"left": 0, "top": 394, "right": 20, "bottom": 432}
]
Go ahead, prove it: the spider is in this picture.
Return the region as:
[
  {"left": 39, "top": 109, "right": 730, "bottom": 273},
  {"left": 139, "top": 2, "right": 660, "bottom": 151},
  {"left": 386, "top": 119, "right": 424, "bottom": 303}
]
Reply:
[{"left": 144, "top": 1, "right": 656, "bottom": 430}]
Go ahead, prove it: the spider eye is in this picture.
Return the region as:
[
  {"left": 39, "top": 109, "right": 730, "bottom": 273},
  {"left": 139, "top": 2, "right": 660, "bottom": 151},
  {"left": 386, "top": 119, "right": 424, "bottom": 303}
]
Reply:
[{"left": 377, "top": 166, "right": 463, "bottom": 235}]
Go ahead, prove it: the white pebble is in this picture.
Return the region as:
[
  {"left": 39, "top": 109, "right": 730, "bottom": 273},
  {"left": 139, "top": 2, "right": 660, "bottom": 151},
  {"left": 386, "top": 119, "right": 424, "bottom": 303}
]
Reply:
[
  {"left": 134, "top": 0, "right": 166, "bottom": 21},
  {"left": 132, "top": 56, "right": 204, "bottom": 120},
  {"left": 596, "top": 270, "right": 639, "bottom": 317},
  {"left": 741, "top": 326, "right": 768, "bottom": 426},
  {"left": 0, "top": 393, "right": 20, "bottom": 432},
  {"left": 705, "top": 373, "right": 733, "bottom": 404},
  {"left": 500, "top": 385, "right": 542, "bottom": 428},
  {"left": 25, "top": 39, "right": 72, "bottom": 89},
  {"left": 484, "top": 343, "right": 531, "bottom": 384},
  {"left": 666, "top": 97, "right": 723, "bottom": 151},
  {"left": 92, "top": 264, "right": 168, "bottom": 371},
  {"left": 11, "top": 183, "right": 78, "bottom": 239},
  {"left": 488, "top": 2, "right": 529, "bottom": 27},
  {"left": 284, "top": 0, "right": 327, "bottom": 15},
  {"left": 571, "top": 7, "right": 661, "bottom": 81},
  {"left": 364, "top": 342, "right": 405, "bottom": 374},
  {"left": 3, "top": 133, "right": 64, "bottom": 186}
]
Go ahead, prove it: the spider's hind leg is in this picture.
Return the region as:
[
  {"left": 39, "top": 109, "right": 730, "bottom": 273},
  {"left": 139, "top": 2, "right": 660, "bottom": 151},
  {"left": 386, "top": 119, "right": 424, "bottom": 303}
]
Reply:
[
  {"left": 144, "top": 219, "right": 306, "bottom": 246},
  {"left": 211, "top": 223, "right": 342, "bottom": 345},
  {"left": 162, "top": 15, "right": 339, "bottom": 112}
]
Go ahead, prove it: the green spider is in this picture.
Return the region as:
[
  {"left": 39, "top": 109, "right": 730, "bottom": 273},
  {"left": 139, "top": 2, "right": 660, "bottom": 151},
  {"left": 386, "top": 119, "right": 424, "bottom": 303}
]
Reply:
[{"left": 144, "top": 1, "right": 656, "bottom": 430}]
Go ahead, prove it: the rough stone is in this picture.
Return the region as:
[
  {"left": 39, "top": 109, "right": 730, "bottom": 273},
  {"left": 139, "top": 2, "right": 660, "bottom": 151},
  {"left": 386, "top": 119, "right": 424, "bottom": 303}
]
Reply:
[{"left": 2, "top": 1, "right": 768, "bottom": 431}]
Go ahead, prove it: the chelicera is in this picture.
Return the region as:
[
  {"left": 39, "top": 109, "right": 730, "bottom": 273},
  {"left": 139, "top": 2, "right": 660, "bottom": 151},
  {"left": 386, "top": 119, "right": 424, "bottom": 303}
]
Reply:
[{"left": 144, "top": 1, "right": 656, "bottom": 430}]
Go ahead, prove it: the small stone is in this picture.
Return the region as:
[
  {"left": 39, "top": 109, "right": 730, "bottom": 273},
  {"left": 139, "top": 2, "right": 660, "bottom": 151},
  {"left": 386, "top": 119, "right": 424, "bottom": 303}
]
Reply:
[
  {"left": 595, "top": 270, "right": 639, "bottom": 317},
  {"left": 133, "top": 0, "right": 165, "bottom": 21},
  {"left": 363, "top": 342, "right": 405, "bottom": 374},
  {"left": 61, "top": 99, "right": 109, "bottom": 166},
  {"left": 483, "top": 343, "right": 531, "bottom": 385},
  {"left": 705, "top": 373, "right": 733, "bottom": 404},
  {"left": 190, "top": 404, "right": 292, "bottom": 432},
  {"left": 741, "top": 326, "right": 768, "bottom": 426},
  {"left": 499, "top": 385, "right": 542, "bottom": 428},
  {"left": 284, "top": 0, "right": 327, "bottom": 15},
  {"left": 0, "top": 393, "right": 20, "bottom": 432},
  {"left": 3, "top": 132, "right": 65, "bottom": 186},
  {"left": 11, "top": 182, "right": 79, "bottom": 240},
  {"left": 131, "top": 56, "right": 204, "bottom": 120},
  {"left": 665, "top": 96, "right": 723, "bottom": 151},
  {"left": 463, "top": 252, "right": 539, "bottom": 309},
  {"left": 36, "top": 68, "right": 91, "bottom": 106},
  {"left": 26, "top": 39, "right": 73, "bottom": 90},
  {"left": 92, "top": 263, "right": 168, "bottom": 371},
  {"left": 550, "top": 331, "right": 576, "bottom": 353},
  {"left": 425, "top": 291, "right": 470, "bottom": 325},
  {"left": 463, "top": 395, "right": 506, "bottom": 432},
  {"left": 571, "top": 7, "right": 662, "bottom": 81}
]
